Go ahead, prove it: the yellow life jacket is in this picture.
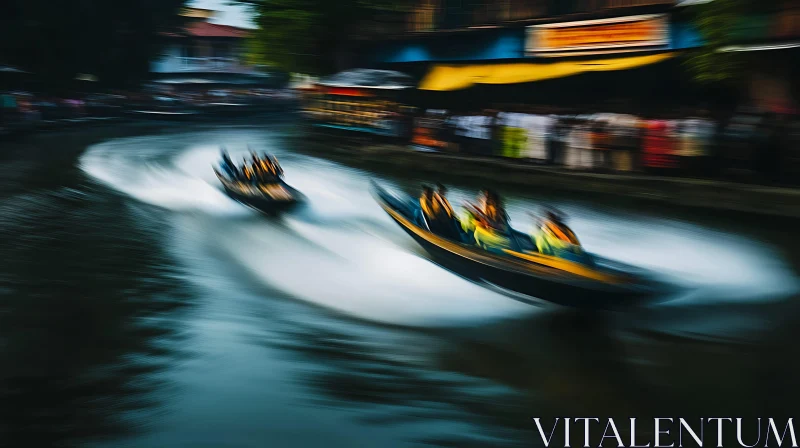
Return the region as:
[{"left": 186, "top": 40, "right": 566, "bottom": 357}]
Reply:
[
  {"left": 259, "top": 160, "right": 271, "bottom": 175},
  {"left": 474, "top": 224, "right": 511, "bottom": 250},
  {"left": 544, "top": 221, "right": 579, "bottom": 245},
  {"left": 534, "top": 221, "right": 581, "bottom": 255}
]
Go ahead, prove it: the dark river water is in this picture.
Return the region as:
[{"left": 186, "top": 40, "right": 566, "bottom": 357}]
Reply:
[{"left": 2, "top": 118, "right": 800, "bottom": 448}]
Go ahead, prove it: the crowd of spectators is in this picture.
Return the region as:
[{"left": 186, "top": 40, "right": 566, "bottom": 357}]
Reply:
[{"left": 410, "top": 107, "right": 800, "bottom": 185}]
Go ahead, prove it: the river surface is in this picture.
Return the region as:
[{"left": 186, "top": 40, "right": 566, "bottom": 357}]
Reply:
[{"left": 2, "top": 118, "right": 800, "bottom": 447}]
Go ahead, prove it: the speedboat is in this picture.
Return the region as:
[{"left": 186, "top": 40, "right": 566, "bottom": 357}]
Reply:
[
  {"left": 373, "top": 183, "right": 672, "bottom": 309},
  {"left": 214, "top": 168, "right": 302, "bottom": 214}
]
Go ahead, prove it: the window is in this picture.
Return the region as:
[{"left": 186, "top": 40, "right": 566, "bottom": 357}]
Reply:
[{"left": 409, "top": 0, "right": 438, "bottom": 31}]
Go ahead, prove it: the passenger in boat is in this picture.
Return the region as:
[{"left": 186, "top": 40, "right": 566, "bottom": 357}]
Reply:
[
  {"left": 472, "top": 191, "right": 513, "bottom": 251},
  {"left": 247, "top": 150, "right": 260, "bottom": 175},
  {"left": 419, "top": 185, "right": 435, "bottom": 221},
  {"left": 220, "top": 148, "right": 238, "bottom": 179},
  {"left": 532, "top": 208, "right": 583, "bottom": 258},
  {"left": 420, "top": 184, "right": 460, "bottom": 238},
  {"left": 428, "top": 183, "right": 464, "bottom": 240},
  {"left": 242, "top": 158, "right": 254, "bottom": 182},
  {"left": 433, "top": 183, "right": 455, "bottom": 219},
  {"left": 475, "top": 188, "right": 489, "bottom": 214},
  {"left": 461, "top": 188, "right": 489, "bottom": 233},
  {"left": 270, "top": 155, "right": 284, "bottom": 177},
  {"left": 484, "top": 191, "right": 509, "bottom": 232},
  {"left": 250, "top": 157, "right": 262, "bottom": 182},
  {"left": 258, "top": 157, "right": 275, "bottom": 182},
  {"left": 258, "top": 156, "right": 269, "bottom": 174}
]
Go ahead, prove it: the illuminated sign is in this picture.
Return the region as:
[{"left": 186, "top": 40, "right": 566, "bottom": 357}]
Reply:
[{"left": 527, "top": 14, "right": 669, "bottom": 56}]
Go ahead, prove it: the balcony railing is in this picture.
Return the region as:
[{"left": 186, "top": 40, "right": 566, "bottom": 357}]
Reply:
[{"left": 179, "top": 57, "right": 240, "bottom": 71}]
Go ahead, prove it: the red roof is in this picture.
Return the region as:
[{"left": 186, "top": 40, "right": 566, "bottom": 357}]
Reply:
[{"left": 185, "top": 22, "right": 249, "bottom": 38}]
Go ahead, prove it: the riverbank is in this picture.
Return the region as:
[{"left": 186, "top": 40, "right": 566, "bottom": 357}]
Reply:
[
  {"left": 0, "top": 102, "right": 291, "bottom": 140},
  {"left": 7, "top": 116, "right": 800, "bottom": 219},
  {"left": 297, "top": 136, "right": 800, "bottom": 219}
]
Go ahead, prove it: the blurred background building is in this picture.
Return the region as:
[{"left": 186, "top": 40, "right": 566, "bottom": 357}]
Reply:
[
  {"left": 151, "top": 7, "right": 251, "bottom": 74},
  {"left": 299, "top": 0, "right": 800, "bottom": 181},
  {"left": 149, "top": 7, "right": 278, "bottom": 90},
  {"left": 340, "top": 0, "right": 800, "bottom": 113}
]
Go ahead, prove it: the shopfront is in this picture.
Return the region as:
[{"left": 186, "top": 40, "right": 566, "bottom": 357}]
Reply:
[
  {"left": 393, "top": 10, "right": 693, "bottom": 158},
  {"left": 302, "top": 70, "right": 415, "bottom": 139}
]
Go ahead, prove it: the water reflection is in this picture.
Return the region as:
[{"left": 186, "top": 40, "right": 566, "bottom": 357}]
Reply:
[
  {"left": 0, "top": 187, "right": 192, "bottom": 447},
  {"left": 267, "top": 300, "right": 800, "bottom": 446},
  {"left": 3, "top": 122, "right": 800, "bottom": 447}
]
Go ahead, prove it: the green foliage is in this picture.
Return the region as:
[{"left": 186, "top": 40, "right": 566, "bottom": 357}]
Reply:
[
  {"left": 684, "top": 0, "right": 750, "bottom": 85},
  {"left": 238, "top": 0, "right": 411, "bottom": 74},
  {"left": 0, "top": 0, "right": 188, "bottom": 88}
]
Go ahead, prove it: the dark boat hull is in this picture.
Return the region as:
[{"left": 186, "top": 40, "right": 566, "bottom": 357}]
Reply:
[
  {"left": 215, "top": 169, "right": 302, "bottom": 214},
  {"left": 374, "top": 184, "right": 669, "bottom": 309}
]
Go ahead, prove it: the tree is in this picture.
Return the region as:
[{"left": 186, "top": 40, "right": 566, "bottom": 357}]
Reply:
[
  {"left": 238, "top": 0, "right": 411, "bottom": 75},
  {"left": 0, "top": 0, "right": 188, "bottom": 88},
  {"left": 683, "top": 0, "right": 751, "bottom": 85}
]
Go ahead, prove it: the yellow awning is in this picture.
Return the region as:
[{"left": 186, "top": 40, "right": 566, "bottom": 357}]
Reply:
[{"left": 419, "top": 52, "right": 674, "bottom": 91}]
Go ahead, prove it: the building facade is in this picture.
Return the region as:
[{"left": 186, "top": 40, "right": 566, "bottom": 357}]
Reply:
[
  {"left": 149, "top": 8, "right": 271, "bottom": 87},
  {"left": 372, "top": 0, "right": 687, "bottom": 63},
  {"left": 365, "top": 0, "right": 798, "bottom": 112}
]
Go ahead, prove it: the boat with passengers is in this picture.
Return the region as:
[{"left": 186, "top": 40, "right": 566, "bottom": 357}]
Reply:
[
  {"left": 214, "top": 148, "right": 302, "bottom": 214},
  {"left": 373, "top": 183, "right": 672, "bottom": 308}
]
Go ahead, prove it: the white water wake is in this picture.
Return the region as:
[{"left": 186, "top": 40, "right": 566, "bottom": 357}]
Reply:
[{"left": 80, "top": 130, "right": 800, "bottom": 326}]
